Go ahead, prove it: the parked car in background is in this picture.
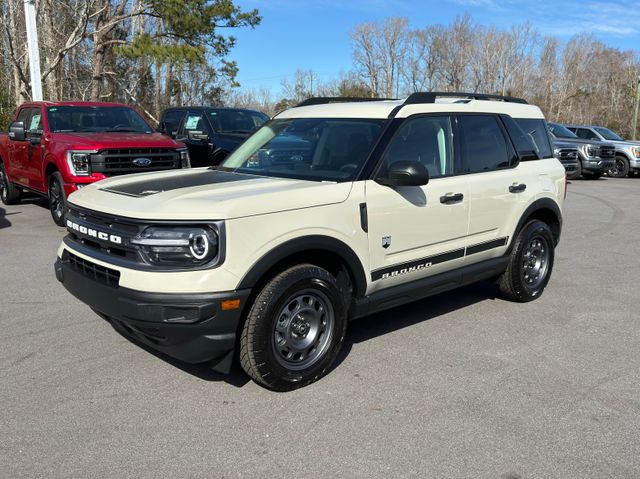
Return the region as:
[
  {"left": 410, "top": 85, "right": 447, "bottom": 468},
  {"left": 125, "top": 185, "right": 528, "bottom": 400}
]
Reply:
[
  {"left": 547, "top": 122, "right": 615, "bottom": 179},
  {"left": 158, "top": 107, "right": 269, "bottom": 167},
  {"left": 0, "top": 101, "right": 190, "bottom": 225},
  {"left": 564, "top": 124, "right": 640, "bottom": 178}
]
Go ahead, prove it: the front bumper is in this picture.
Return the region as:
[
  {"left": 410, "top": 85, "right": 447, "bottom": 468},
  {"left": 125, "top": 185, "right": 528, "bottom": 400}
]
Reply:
[
  {"left": 582, "top": 157, "right": 614, "bottom": 172},
  {"left": 630, "top": 157, "right": 640, "bottom": 172},
  {"left": 54, "top": 256, "right": 251, "bottom": 366}
]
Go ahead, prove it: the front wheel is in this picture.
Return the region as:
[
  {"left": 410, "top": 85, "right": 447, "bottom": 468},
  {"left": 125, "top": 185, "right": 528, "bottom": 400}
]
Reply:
[
  {"left": 240, "top": 264, "right": 348, "bottom": 391},
  {"left": 0, "top": 163, "right": 22, "bottom": 205},
  {"left": 48, "top": 172, "right": 67, "bottom": 226},
  {"left": 498, "top": 220, "right": 555, "bottom": 302},
  {"left": 607, "top": 155, "right": 629, "bottom": 178}
]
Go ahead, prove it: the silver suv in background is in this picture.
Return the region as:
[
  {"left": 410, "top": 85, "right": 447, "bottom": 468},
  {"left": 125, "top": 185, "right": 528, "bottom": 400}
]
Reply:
[
  {"left": 547, "top": 122, "right": 615, "bottom": 180},
  {"left": 564, "top": 125, "right": 640, "bottom": 178}
]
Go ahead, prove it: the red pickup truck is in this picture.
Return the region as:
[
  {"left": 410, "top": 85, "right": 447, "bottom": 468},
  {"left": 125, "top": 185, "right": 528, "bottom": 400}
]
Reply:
[{"left": 0, "top": 101, "right": 190, "bottom": 225}]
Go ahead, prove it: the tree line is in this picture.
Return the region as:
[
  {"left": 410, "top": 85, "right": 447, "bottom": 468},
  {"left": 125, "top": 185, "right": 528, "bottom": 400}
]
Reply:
[
  {"left": 0, "top": 0, "right": 260, "bottom": 126},
  {"left": 2, "top": 6, "right": 639, "bottom": 137}
]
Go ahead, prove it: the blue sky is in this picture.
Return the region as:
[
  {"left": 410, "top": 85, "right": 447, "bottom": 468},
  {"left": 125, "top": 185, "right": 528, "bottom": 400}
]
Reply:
[{"left": 230, "top": 0, "right": 640, "bottom": 97}]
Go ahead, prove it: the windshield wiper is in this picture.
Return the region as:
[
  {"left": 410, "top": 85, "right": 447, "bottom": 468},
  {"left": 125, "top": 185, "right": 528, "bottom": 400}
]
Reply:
[{"left": 103, "top": 127, "right": 143, "bottom": 133}]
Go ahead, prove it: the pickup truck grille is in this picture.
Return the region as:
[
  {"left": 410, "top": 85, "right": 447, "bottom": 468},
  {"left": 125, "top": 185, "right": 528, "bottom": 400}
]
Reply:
[
  {"left": 598, "top": 146, "right": 615, "bottom": 159},
  {"left": 64, "top": 251, "right": 121, "bottom": 287},
  {"left": 91, "top": 148, "right": 180, "bottom": 176},
  {"left": 556, "top": 148, "right": 578, "bottom": 160}
]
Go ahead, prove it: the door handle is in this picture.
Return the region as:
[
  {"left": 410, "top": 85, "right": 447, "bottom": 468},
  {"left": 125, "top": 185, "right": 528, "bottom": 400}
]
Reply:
[
  {"left": 509, "top": 183, "right": 527, "bottom": 193},
  {"left": 440, "top": 193, "right": 464, "bottom": 204}
]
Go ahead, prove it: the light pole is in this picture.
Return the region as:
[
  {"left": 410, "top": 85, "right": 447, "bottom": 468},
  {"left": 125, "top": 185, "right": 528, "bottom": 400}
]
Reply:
[
  {"left": 633, "top": 74, "right": 640, "bottom": 141},
  {"left": 23, "top": 0, "right": 43, "bottom": 101}
]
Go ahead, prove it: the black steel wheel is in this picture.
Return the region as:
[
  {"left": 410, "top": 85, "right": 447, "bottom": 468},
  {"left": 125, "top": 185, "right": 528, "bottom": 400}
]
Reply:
[
  {"left": 240, "top": 264, "right": 347, "bottom": 391},
  {"left": 499, "top": 220, "right": 555, "bottom": 302},
  {"left": 606, "top": 155, "right": 630, "bottom": 178},
  {"left": 0, "top": 163, "right": 22, "bottom": 205},
  {"left": 48, "top": 172, "right": 66, "bottom": 226}
]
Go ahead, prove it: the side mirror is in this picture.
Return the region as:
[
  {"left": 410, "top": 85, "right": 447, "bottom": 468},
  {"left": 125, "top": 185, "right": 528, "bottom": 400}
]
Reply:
[
  {"left": 187, "top": 130, "right": 210, "bottom": 142},
  {"left": 9, "top": 121, "right": 26, "bottom": 142},
  {"left": 376, "top": 160, "right": 429, "bottom": 187}
]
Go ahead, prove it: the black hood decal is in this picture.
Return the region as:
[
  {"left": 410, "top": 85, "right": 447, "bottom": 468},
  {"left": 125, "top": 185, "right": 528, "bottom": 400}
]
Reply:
[{"left": 100, "top": 169, "right": 258, "bottom": 197}]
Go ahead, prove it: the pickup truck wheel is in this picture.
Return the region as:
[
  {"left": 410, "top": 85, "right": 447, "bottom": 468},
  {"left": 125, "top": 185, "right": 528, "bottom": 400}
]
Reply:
[
  {"left": 607, "top": 155, "right": 629, "bottom": 178},
  {"left": 240, "top": 264, "right": 347, "bottom": 391},
  {"left": 0, "top": 163, "right": 22, "bottom": 205},
  {"left": 498, "top": 220, "right": 555, "bottom": 302},
  {"left": 48, "top": 172, "right": 66, "bottom": 226}
]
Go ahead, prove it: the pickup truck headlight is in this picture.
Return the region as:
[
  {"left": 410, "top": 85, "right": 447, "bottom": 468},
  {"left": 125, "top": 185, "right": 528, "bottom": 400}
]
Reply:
[
  {"left": 553, "top": 148, "right": 560, "bottom": 158},
  {"left": 586, "top": 145, "right": 598, "bottom": 157},
  {"left": 178, "top": 148, "right": 191, "bottom": 168},
  {"left": 131, "top": 226, "right": 218, "bottom": 266},
  {"left": 66, "top": 151, "right": 95, "bottom": 176},
  {"left": 632, "top": 147, "right": 640, "bottom": 158}
]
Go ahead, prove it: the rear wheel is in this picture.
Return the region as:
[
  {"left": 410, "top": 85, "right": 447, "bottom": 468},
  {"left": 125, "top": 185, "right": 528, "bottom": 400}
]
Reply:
[
  {"left": 0, "top": 163, "right": 22, "bottom": 205},
  {"left": 240, "top": 264, "right": 347, "bottom": 391},
  {"left": 48, "top": 172, "right": 66, "bottom": 226},
  {"left": 498, "top": 220, "right": 555, "bottom": 302},
  {"left": 606, "top": 155, "right": 629, "bottom": 178}
]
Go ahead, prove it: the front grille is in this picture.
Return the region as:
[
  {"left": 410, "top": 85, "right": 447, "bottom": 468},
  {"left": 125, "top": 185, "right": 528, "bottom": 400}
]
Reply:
[
  {"left": 65, "top": 251, "right": 120, "bottom": 287},
  {"left": 66, "top": 206, "right": 142, "bottom": 262},
  {"left": 91, "top": 148, "right": 180, "bottom": 175},
  {"left": 556, "top": 148, "right": 578, "bottom": 160},
  {"left": 599, "top": 146, "right": 615, "bottom": 159}
]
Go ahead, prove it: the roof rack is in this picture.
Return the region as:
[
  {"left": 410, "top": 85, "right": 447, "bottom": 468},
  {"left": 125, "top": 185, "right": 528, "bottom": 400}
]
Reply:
[
  {"left": 403, "top": 91, "right": 528, "bottom": 105},
  {"left": 296, "top": 97, "right": 395, "bottom": 107}
]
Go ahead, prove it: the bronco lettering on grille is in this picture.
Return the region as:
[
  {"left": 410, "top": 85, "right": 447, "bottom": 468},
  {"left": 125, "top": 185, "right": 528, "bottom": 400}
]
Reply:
[{"left": 66, "top": 219, "right": 122, "bottom": 244}]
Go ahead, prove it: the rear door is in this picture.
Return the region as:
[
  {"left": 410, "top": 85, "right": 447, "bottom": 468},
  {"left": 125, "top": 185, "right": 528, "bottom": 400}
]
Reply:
[
  {"left": 365, "top": 115, "right": 470, "bottom": 292},
  {"left": 460, "top": 114, "right": 532, "bottom": 264}
]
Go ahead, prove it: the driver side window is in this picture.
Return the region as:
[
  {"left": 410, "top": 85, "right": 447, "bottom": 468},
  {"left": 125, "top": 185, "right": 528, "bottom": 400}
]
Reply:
[
  {"left": 180, "top": 111, "right": 212, "bottom": 137},
  {"left": 383, "top": 116, "right": 454, "bottom": 179}
]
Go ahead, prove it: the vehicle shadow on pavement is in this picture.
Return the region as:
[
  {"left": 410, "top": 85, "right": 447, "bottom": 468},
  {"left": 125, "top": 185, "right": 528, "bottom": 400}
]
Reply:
[
  {"left": 333, "top": 280, "right": 500, "bottom": 371},
  {"left": 108, "top": 322, "right": 251, "bottom": 388}
]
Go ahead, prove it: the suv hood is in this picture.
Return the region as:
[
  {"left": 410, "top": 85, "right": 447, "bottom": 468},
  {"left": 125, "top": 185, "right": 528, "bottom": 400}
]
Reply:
[
  {"left": 68, "top": 168, "right": 353, "bottom": 220},
  {"left": 52, "top": 132, "right": 183, "bottom": 149}
]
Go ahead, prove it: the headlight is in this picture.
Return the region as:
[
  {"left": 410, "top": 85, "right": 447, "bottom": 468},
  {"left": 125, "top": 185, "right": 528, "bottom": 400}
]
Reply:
[
  {"left": 632, "top": 147, "right": 640, "bottom": 158},
  {"left": 66, "top": 151, "right": 95, "bottom": 176},
  {"left": 586, "top": 146, "right": 598, "bottom": 157},
  {"left": 131, "top": 226, "right": 218, "bottom": 266},
  {"left": 178, "top": 148, "right": 191, "bottom": 168},
  {"left": 553, "top": 148, "right": 560, "bottom": 158}
]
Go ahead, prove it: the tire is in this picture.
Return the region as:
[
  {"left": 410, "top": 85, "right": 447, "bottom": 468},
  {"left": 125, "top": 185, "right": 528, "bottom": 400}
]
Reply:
[
  {"left": 211, "top": 150, "right": 229, "bottom": 166},
  {"left": 498, "top": 220, "right": 555, "bottom": 302},
  {"left": 606, "top": 155, "right": 629, "bottom": 178},
  {"left": 48, "top": 172, "right": 66, "bottom": 226},
  {"left": 0, "top": 163, "right": 22, "bottom": 205},
  {"left": 240, "top": 264, "right": 348, "bottom": 391}
]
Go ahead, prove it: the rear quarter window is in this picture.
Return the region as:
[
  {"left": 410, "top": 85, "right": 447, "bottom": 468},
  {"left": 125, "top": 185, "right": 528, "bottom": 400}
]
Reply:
[{"left": 514, "top": 118, "right": 553, "bottom": 159}]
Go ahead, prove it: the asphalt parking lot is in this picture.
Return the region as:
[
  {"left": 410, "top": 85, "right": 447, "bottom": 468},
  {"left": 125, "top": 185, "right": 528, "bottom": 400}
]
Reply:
[{"left": 1, "top": 177, "right": 640, "bottom": 478}]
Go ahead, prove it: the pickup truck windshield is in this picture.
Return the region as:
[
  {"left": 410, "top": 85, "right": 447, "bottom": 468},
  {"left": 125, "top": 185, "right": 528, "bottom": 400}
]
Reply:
[
  {"left": 46, "top": 106, "right": 153, "bottom": 133},
  {"left": 594, "top": 127, "right": 623, "bottom": 141},
  {"left": 220, "top": 118, "right": 385, "bottom": 182}
]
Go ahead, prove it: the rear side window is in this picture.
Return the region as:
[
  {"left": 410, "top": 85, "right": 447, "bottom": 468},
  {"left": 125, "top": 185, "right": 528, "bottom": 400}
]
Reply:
[
  {"left": 571, "top": 127, "right": 599, "bottom": 141},
  {"left": 459, "top": 115, "right": 513, "bottom": 173},
  {"left": 162, "top": 110, "right": 185, "bottom": 137},
  {"left": 514, "top": 119, "right": 553, "bottom": 159}
]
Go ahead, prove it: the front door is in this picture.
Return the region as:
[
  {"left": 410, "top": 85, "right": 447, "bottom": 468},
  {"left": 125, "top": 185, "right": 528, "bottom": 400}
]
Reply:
[
  {"left": 365, "top": 115, "right": 469, "bottom": 293},
  {"left": 7, "top": 107, "right": 33, "bottom": 187},
  {"left": 23, "top": 107, "right": 45, "bottom": 191}
]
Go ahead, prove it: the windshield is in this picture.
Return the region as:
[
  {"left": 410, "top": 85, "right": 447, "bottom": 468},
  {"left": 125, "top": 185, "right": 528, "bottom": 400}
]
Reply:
[
  {"left": 548, "top": 123, "right": 578, "bottom": 139},
  {"left": 220, "top": 118, "right": 385, "bottom": 182},
  {"left": 210, "top": 109, "right": 269, "bottom": 134},
  {"left": 594, "top": 126, "right": 623, "bottom": 141},
  {"left": 46, "top": 106, "right": 153, "bottom": 133}
]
